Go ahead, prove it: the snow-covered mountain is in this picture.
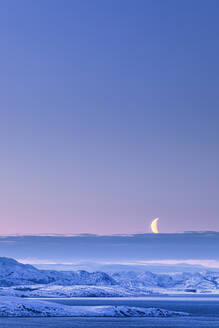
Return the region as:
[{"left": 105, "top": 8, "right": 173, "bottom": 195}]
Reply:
[
  {"left": 0, "top": 257, "right": 219, "bottom": 294},
  {"left": 111, "top": 270, "right": 219, "bottom": 291},
  {"left": 0, "top": 257, "right": 115, "bottom": 287}
]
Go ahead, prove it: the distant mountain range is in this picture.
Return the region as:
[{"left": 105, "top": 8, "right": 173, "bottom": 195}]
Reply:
[
  {"left": 0, "top": 257, "right": 219, "bottom": 297},
  {"left": 34, "top": 261, "right": 219, "bottom": 273},
  {"left": 112, "top": 270, "right": 219, "bottom": 291}
]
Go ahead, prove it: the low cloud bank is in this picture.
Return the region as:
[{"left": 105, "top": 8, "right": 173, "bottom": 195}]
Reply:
[{"left": 0, "top": 232, "right": 218, "bottom": 265}]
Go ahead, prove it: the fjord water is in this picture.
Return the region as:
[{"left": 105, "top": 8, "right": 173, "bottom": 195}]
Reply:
[
  {"left": 1, "top": 296, "right": 219, "bottom": 327},
  {"left": 45, "top": 295, "right": 219, "bottom": 317}
]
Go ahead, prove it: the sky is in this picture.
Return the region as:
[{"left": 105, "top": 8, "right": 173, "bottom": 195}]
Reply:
[{"left": 0, "top": 0, "right": 219, "bottom": 234}]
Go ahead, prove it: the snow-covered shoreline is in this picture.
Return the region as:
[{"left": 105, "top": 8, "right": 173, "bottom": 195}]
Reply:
[
  {"left": 0, "top": 285, "right": 156, "bottom": 298},
  {"left": 0, "top": 297, "right": 189, "bottom": 317}
]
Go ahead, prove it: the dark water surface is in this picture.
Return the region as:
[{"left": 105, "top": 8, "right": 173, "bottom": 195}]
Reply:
[{"left": 44, "top": 296, "right": 219, "bottom": 317}]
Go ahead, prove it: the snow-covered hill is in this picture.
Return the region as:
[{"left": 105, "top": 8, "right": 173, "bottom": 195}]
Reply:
[
  {"left": 0, "top": 285, "right": 155, "bottom": 298},
  {"left": 0, "top": 297, "right": 189, "bottom": 317},
  {"left": 0, "top": 257, "right": 115, "bottom": 287}
]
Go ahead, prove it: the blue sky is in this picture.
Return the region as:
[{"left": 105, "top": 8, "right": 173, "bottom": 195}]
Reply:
[{"left": 0, "top": 0, "right": 219, "bottom": 234}]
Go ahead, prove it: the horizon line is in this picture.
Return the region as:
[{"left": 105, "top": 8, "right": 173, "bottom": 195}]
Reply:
[{"left": 0, "top": 230, "right": 218, "bottom": 237}]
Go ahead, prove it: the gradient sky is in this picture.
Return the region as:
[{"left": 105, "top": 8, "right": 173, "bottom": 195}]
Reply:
[{"left": 0, "top": 0, "right": 219, "bottom": 234}]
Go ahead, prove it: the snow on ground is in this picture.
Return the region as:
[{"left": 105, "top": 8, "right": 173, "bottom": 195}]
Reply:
[
  {"left": 1, "top": 284, "right": 218, "bottom": 299},
  {"left": 0, "top": 297, "right": 189, "bottom": 317},
  {"left": 0, "top": 285, "right": 154, "bottom": 298}
]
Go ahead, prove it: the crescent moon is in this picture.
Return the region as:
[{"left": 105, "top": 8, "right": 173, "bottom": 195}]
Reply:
[{"left": 151, "top": 218, "right": 159, "bottom": 233}]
